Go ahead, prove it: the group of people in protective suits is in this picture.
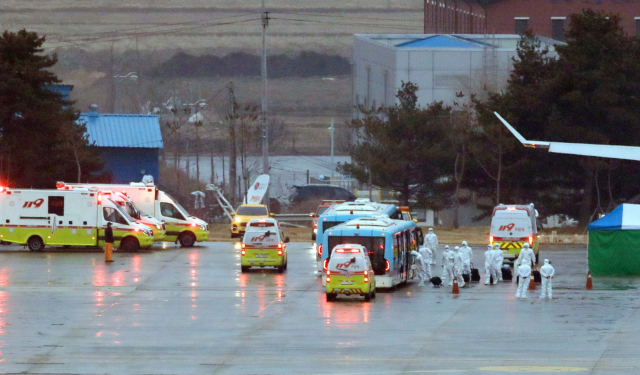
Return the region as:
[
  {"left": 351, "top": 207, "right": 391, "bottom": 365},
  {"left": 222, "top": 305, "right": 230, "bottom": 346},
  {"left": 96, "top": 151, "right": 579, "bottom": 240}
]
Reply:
[{"left": 410, "top": 228, "right": 555, "bottom": 299}]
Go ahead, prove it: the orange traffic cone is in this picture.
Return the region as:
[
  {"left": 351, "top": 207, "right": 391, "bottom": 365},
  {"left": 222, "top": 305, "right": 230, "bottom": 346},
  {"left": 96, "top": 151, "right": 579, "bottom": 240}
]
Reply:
[
  {"left": 586, "top": 271, "right": 593, "bottom": 290},
  {"left": 452, "top": 276, "right": 460, "bottom": 294},
  {"left": 529, "top": 272, "right": 536, "bottom": 290}
]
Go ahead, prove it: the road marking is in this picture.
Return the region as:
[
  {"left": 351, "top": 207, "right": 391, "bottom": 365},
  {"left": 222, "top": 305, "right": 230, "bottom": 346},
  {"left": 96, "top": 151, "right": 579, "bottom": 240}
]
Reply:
[{"left": 479, "top": 366, "right": 588, "bottom": 372}]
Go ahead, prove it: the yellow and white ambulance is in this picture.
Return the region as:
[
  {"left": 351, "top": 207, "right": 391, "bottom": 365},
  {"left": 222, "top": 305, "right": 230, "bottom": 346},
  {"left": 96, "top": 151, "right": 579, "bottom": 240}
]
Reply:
[
  {"left": 241, "top": 218, "right": 289, "bottom": 273},
  {"left": 490, "top": 203, "right": 540, "bottom": 263},
  {"left": 85, "top": 189, "right": 166, "bottom": 241},
  {"left": 57, "top": 182, "right": 209, "bottom": 247},
  {"left": 325, "top": 244, "right": 376, "bottom": 302},
  {"left": 0, "top": 187, "right": 154, "bottom": 251}
]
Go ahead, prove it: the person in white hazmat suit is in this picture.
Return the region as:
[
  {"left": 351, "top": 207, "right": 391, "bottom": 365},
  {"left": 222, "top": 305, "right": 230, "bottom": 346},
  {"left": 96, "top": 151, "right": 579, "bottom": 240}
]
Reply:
[
  {"left": 410, "top": 250, "right": 427, "bottom": 286},
  {"left": 516, "top": 262, "right": 532, "bottom": 299},
  {"left": 453, "top": 246, "right": 466, "bottom": 287},
  {"left": 418, "top": 246, "right": 432, "bottom": 281},
  {"left": 539, "top": 259, "right": 555, "bottom": 299},
  {"left": 492, "top": 243, "right": 504, "bottom": 282},
  {"left": 460, "top": 241, "right": 473, "bottom": 276},
  {"left": 425, "top": 228, "right": 438, "bottom": 266},
  {"left": 441, "top": 245, "right": 455, "bottom": 286},
  {"left": 515, "top": 243, "right": 536, "bottom": 275},
  {"left": 484, "top": 245, "right": 499, "bottom": 285}
]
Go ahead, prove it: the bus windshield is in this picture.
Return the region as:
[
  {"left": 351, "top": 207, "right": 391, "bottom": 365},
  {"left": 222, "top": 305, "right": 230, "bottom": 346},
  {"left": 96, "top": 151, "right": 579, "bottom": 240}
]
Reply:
[{"left": 328, "top": 236, "right": 386, "bottom": 275}]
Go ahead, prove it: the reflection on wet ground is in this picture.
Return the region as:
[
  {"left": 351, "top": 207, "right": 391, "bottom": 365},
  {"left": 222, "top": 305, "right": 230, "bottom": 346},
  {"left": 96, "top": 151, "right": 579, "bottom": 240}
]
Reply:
[{"left": 0, "top": 243, "right": 636, "bottom": 373}]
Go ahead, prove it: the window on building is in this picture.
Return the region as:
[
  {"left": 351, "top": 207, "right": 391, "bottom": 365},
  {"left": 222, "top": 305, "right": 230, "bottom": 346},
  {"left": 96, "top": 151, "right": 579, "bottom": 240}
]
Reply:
[
  {"left": 636, "top": 19, "right": 640, "bottom": 36},
  {"left": 552, "top": 19, "right": 565, "bottom": 41},
  {"left": 515, "top": 19, "right": 529, "bottom": 35}
]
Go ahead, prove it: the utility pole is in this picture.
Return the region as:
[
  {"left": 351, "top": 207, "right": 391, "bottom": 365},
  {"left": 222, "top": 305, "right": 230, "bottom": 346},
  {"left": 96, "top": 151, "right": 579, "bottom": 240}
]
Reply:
[
  {"left": 424, "top": 0, "right": 428, "bottom": 33},
  {"left": 261, "top": 0, "right": 271, "bottom": 210},
  {"left": 329, "top": 118, "right": 335, "bottom": 180},
  {"left": 109, "top": 43, "right": 115, "bottom": 113},
  {"left": 228, "top": 81, "right": 237, "bottom": 206}
]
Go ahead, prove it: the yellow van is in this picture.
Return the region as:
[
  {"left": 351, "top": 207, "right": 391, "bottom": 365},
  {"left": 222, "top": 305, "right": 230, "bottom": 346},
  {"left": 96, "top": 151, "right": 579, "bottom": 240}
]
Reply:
[
  {"left": 325, "top": 244, "right": 376, "bottom": 302},
  {"left": 241, "top": 218, "right": 289, "bottom": 273}
]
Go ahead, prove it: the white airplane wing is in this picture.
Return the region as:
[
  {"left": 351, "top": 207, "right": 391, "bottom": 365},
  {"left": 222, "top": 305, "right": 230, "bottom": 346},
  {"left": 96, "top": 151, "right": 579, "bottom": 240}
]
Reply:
[{"left": 494, "top": 112, "right": 640, "bottom": 162}]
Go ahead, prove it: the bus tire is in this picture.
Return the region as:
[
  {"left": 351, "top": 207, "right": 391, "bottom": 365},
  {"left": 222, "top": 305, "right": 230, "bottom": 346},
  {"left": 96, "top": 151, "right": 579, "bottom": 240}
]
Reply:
[
  {"left": 27, "top": 236, "right": 44, "bottom": 251},
  {"left": 364, "top": 292, "right": 371, "bottom": 302},
  {"left": 277, "top": 265, "right": 285, "bottom": 273},
  {"left": 179, "top": 232, "right": 196, "bottom": 247},
  {"left": 241, "top": 266, "right": 249, "bottom": 273},
  {"left": 284, "top": 258, "right": 288, "bottom": 270},
  {"left": 326, "top": 294, "right": 335, "bottom": 302},
  {"left": 120, "top": 237, "right": 140, "bottom": 252}
]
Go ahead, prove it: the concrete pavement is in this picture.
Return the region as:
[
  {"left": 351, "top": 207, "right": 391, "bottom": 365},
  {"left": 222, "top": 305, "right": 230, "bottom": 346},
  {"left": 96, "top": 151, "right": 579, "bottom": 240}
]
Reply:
[{"left": 0, "top": 242, "right": 637, "bottom": 374}]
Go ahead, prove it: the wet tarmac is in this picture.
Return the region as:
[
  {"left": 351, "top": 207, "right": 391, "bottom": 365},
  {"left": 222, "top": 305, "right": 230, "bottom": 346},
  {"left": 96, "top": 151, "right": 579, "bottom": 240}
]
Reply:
[{"left": 0, "top": 241, "right": 637, "bottom": 374}]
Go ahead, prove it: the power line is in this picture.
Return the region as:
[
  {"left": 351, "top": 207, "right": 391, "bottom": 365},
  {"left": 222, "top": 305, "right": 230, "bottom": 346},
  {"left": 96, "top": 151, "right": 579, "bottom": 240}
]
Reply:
[
  {"left": 44, "top": 18, "right": 260, "bottom": 50},
  {"left": 48, "top": 13, "right": 252, "bottom": 43}
]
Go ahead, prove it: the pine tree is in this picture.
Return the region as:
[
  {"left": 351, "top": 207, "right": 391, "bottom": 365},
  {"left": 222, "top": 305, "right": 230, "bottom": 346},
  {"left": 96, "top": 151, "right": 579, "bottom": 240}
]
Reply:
[{"left": 0, "top": 29, "right": 102, "bottom": 187}]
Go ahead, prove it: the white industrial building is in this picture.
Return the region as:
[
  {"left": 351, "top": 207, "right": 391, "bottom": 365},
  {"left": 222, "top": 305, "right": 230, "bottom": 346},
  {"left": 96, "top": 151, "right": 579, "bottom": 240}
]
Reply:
[{"left": 352, "top": 34, "right": 562, "bottom": 109}]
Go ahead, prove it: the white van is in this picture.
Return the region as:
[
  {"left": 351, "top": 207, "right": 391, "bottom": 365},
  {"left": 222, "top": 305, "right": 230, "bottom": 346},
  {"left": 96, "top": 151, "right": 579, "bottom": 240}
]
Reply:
[
  {"left": 490, "top": 204, "right": 539, "bottom": 263},
  {"left": 57, "top": 182, "right": 208, "bottom": 246},
  {"left": 0, "top": 188, "right": 154, "bottom": 251}
]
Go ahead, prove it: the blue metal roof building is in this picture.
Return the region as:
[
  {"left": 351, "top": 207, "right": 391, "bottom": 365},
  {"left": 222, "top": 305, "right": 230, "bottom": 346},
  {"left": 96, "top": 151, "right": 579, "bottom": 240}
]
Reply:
[{"left": 78, "top": 108, "right": 164, "bottom": 184}]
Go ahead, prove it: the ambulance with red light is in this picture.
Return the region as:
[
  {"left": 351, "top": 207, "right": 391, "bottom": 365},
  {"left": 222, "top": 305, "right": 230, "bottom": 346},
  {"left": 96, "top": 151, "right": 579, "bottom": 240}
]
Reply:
[
  {"left": 325, "top": 244, "right": 376, "bottom": 302},
  {"left": 78, "top": 189, "right": 166, "bottom": 241},
  {"left": 57, "top": 182, "right": 208, "bottom": 247},
  {"left": 0, "top": 187, "right": 154, "bottom": 251},
  {"left": 489, "top": 204, "right": 540, "bottom": 263},
  {"left": 240, "top": 218, "right": 289, "bottom": 273}
]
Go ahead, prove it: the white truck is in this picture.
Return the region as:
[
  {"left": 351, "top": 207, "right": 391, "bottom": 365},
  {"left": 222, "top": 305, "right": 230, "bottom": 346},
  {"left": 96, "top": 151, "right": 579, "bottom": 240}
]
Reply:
[
  {"left": 0, "top": 187, "right": 154, "bottom": 251},
  {"left": 57, "top": 182, "right": 209, "bottom": 246}
]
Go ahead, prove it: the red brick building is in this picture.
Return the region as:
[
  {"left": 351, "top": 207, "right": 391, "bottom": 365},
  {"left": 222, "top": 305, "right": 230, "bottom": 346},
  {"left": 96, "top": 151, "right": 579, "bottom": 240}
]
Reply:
[{"left": 423, "top": 0, "right": 640, "bottom": 40}]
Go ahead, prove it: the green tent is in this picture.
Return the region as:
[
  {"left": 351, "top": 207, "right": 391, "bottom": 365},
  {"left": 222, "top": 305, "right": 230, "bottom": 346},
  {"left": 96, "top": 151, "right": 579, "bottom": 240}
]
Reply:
[{"left": 588, "top": 204, "right": 640, "bottom": 276}]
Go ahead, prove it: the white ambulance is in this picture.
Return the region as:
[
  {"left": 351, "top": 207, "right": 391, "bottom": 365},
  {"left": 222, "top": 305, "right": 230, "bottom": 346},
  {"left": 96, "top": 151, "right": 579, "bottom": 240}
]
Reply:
[
  {"left": 0, "top": 187, "right": 154, "bottom": 251},
  {"left": 58, "top": 186, "right": 166, "bottom": 241},
  {"left": 490, "top": 203, "right": 540, "bottom": 263},
  {"left": 57, "top": 182, "right": 209, "bottom": 246}
]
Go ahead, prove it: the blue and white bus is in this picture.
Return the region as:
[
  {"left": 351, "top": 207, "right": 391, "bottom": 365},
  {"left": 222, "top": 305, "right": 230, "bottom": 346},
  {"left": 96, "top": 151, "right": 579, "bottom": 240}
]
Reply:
[
  {"left": 314, "top": 201, "right": 402, "bottom": 272},
  {"left": 321, "top": 216, "right": 423, "bottom": 289}
]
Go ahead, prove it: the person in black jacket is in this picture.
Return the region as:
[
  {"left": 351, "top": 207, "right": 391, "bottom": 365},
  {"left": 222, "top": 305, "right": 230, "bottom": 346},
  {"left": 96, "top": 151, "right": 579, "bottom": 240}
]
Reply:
[{"left": 104, "top": 222, "right": 114, "bottom": 263}]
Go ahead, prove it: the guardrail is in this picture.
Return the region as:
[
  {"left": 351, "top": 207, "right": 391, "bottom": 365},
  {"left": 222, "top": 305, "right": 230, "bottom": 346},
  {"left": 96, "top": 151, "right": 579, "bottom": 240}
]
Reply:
[{"left": 273, "top": 214, "right": 314, "bottom": 223}]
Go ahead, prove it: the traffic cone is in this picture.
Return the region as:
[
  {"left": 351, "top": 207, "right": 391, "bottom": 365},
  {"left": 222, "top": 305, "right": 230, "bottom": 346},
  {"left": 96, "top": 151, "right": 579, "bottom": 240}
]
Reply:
[
  {"left": 586, "top": 271, "right": 593, "bottom": 290},
  {"left": 529, "top": 272, "right": 536, "bottom": 290},
  {"left": 452, "top": 276, "right": 460, "bottom": 294}
]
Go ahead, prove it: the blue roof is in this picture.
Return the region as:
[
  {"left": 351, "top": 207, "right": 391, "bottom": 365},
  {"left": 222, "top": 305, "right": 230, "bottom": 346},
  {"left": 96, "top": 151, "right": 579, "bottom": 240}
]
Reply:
[
  {"left": 588, "top": 204, "right": 640, "bottom": 231},
  {"left": 397, "top": 35, "right": 484, "bottom": 49},
  {"left": 78, "top": 112, "right": 164, "bottom": 149}
]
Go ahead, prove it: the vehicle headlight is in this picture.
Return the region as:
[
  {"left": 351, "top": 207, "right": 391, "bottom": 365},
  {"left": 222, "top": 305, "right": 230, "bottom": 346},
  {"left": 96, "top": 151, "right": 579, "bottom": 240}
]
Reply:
[
  {"left": 235, "top": 217, "right": 241, "bottom": 223},
  {"left": 200, "top": 225, "right": 207, "bottom": 231},
  {"left": 143, "top": 229, "right": 152, "bottom": 237},
  {"left": 155, "top": 224, "right": 162, "bottom": 230}
]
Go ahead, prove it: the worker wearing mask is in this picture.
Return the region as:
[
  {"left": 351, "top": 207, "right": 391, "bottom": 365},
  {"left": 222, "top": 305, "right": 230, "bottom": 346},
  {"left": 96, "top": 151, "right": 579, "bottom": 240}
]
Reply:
[
  {"left": 441, "top": 245, "right": 455, "bottom": 286},
  {"left": 493, "top": 243, "right": 503, "bottom": 282},
  {"left": 539, "top": 259, "right": 555, "bottom": 299},
  {"left": 460, "top": 241, "right": 473, "bottom": 276},
  {"left": 484, "top": 245, "right": 498, "bottom": 285},
  {"left": 419, "top": 246, "right": 433, "bottom": 281},
  {"left": 516, "top": 243, "right": 536, "bottom": 273},
  {"left": 516, "top": 262, "right": 532, "bottom": 299},
  {"left": 425, "top": 228, "right": 438, "bottom": 266},
  {"left": 453, "top": 246, "right": 466, "bottom": 288},
  {"left": 410, "top": 250, "right": 427, "bottom": 286}
]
